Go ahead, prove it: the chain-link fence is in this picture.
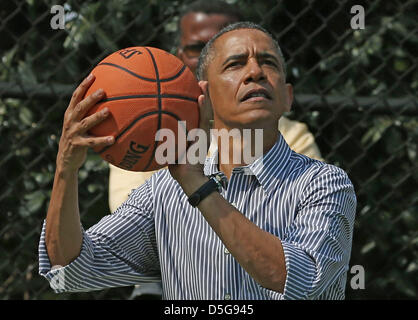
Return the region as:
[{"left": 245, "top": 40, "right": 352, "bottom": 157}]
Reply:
[{"left": 0, "top": 0, "right": 417, "bottom": 300}]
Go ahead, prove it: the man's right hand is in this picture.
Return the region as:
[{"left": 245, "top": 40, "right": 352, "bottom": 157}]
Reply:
[
  {"left": 57, "top": 74, "right": 114, "bottom": 174},
  {"left": 45, "top": 74, "right": 114, "bottom": 267}
]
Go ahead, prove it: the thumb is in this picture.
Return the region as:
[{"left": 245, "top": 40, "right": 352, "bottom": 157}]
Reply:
[{"left": 197, "top": 81, "right": 213, "bottom": 132}]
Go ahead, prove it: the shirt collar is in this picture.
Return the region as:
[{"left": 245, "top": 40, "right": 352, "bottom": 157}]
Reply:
[{"left": 204, "top": 132, "right": 293, "bottom": 195}]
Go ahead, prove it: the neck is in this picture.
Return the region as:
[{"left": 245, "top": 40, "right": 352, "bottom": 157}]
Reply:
[{"left": 212, "top": 126, "right": 278, "bottom": 179}]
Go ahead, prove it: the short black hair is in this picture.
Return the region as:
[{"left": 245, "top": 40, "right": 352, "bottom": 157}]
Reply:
[
  {"left": 196, "top": 22, "right": 287, "bottom": 81},
  {"left": 176, "top": 0, "right": 244, "bottom": 45},
  {"left": 179, "top": 0, "right": 244, "bottom": 23}
]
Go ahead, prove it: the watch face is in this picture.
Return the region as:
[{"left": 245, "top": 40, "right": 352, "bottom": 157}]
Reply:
[{"left": 212, "top": 172, "right": 228, "bottom": 190}]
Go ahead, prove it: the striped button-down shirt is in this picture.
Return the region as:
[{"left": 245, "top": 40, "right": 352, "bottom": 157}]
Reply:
[{"left": 39, "top": 133, "right": 356, "bottom": 299}]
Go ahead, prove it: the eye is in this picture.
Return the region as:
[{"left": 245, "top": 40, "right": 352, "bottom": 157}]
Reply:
[
  {"left": 182, "top": 43, "right": 206, "bottom": 58},
  {"left": 263, "top": 60, "right": 278, "bottom": 67},
  {"left": 225, "top": 61, "right": 243, "bottom": 69}
]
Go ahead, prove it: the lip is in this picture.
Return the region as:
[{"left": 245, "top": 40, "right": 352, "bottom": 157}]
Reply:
[{"left": 240, "top": 87, "right": 272, "bottom": 102}]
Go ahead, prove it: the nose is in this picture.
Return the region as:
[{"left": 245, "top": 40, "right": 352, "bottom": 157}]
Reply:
[{"left": 243, "top": 58, "right": 266, "bottom": 84}]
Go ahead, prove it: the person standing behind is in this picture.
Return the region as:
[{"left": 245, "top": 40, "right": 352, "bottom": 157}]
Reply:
[{"left": 108, "top": 1, "right": 323, "bottom": 214}]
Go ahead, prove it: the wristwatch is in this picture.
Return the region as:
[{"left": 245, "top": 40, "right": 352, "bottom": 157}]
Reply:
[{"left": 188, "top": 173, "right": 227, "bottom": 207}]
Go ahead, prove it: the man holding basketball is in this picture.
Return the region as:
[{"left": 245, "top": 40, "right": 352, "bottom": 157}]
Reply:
[
  {"left": 108, "top": 0, "right": 323, "bottom": 214},
  {"left": 39, "top": 22, "right": 356, "bottom": 299}
]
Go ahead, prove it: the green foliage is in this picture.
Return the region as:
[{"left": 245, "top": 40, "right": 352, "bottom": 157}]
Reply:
[{"left": 0, "top": 0, "right": 416, "bottom": 299}]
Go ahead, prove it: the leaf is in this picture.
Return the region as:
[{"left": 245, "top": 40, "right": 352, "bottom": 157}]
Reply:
[
  {"left": 361, "top": 241, "right": 376, "bottom": 254},
  {"left": 394, "top": 59, "right": 408, "bottom": 72},
  {"left": 23, "top": 191, "right": 46, "bottom": 215},
  {"left": 361, "top": 118, "right": 392, "bottom": 145},
  {"left": 31, "top": 171, "right": 54, "bottom": 186},
  {"left": 19, "top": 107, "right": 33, "bottom": 126}
]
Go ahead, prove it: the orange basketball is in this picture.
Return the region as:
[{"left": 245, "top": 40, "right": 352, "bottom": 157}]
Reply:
[{"left": 84, "top": 46, "right": 201, "bottom": 172}]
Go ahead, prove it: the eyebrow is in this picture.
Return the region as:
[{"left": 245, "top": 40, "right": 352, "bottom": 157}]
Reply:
[{"left": 222, "top": 52, "right": 280, "bottom": 66}]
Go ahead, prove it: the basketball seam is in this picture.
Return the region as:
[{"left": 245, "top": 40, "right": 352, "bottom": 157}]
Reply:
[
  {"left": 102, "top": 94, "right": 197, "bottom": 102},
  {"left": 96, "top": 110, "right": 182, "bottom": 155},
  {"left": 143, "top": 47, "right": 162, "bottom": 171},
  {"left": 97, "top": 62, "right": 186, "bottom": 82}
]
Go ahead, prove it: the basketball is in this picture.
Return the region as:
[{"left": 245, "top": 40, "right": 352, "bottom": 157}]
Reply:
[{"left": 84, "top": 46, "right": 201, "bottom": 172}]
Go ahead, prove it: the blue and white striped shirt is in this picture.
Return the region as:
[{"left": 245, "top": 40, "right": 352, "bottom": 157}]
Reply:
[{"left": 39, "top": 133, "right": 356, "bottom": 299}]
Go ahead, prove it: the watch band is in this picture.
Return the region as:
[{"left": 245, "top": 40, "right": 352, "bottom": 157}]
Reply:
[{"left": 188, "top": 173, "right": 227, "bottom": 207}]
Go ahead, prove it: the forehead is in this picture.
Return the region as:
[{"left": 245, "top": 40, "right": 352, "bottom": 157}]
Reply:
[
  {"left": 214, "top": 29, "right": 277, "bottom": 57},
  {"left": 180, "top": 12, "right": 235, "bottom": 42}
]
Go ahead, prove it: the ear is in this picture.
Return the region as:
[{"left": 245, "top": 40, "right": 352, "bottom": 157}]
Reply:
[{"left": 284, "top": 83, "right": 293, "bottom": 113}]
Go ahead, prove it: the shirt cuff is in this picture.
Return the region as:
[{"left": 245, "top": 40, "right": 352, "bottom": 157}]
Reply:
[
  {"left": 38, "top": 220, "right": 92, "bottom": 293},
  {"left": 257, "top": 241, "right": 316, "bottom": 300}
]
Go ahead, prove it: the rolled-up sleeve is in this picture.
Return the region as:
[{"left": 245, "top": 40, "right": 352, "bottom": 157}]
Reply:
[
  {"left": 259, "top": 166, "right": 356, "bottom": 300},
  {"left": 38, "top": 181, "right": 161, "bottom": 293}
]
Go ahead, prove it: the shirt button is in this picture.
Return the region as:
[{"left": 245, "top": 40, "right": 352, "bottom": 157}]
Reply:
[
  {"left": 224, "top": 293, "right": 231, "bottom": 300},
  {"left": 224, "top": 247, "right": 230, "bottom": 254}
]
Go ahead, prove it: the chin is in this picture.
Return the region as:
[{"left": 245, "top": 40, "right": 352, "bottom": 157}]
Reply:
[{"left": 230, "top": 111, "right": 279, "bottom": 129}]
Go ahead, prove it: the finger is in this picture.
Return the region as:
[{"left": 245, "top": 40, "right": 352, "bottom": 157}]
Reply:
[
  {"left": 198, "top": 96, "right": 211, "bottom": 120},
  {"left": 74, "top": 135, "right": 115, "bottom": 149},
  {"left": 69, "top": 74, "right": 96, "bottom": 109},
  {"left": 198, "top": 94, "right": 206, "bottom": 109},
  {"left": 73, "top": 88, "right": 105, "bottom": 122},
  {"left": 76, "top": 106, "right": 110, "bottom": 134},
  {"left": 198, "top": 81, "right": 209, "bottom": 100},
  {"left": 197, "top": 84, "right": 213, "bottom": 130},
  {"left": 198, "top": 80, "right": 213, "bottom": 115}
]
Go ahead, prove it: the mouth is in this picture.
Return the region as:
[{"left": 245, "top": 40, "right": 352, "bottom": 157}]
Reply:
[{"left": 240, "top": 88, "right": 272, "bottom": 102}]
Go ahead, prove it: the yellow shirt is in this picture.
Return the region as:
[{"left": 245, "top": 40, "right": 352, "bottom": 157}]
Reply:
[{"left": 108, "top": 116, "right": 322, "bottom": 212}]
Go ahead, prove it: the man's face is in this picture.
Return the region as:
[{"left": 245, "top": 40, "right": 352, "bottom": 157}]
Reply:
[
  {"left": 177, "top": 12, "right": 235, "bottom": 74},
  {"left": 207, "top": 29, "right": 293, "bottom": 130}
]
